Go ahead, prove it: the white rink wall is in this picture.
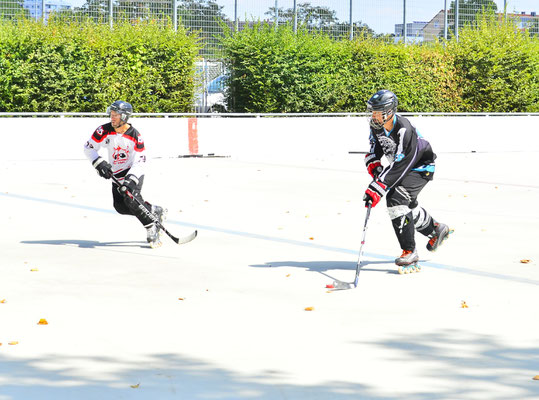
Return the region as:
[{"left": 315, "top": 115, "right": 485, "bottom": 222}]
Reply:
[{"left": 1, "top": 115, "right": 537, "bottom": 163}]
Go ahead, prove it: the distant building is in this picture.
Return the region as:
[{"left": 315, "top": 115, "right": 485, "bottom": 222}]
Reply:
[
  {"left": 422, "top": 10, "right": 445, "bottom": 42},
  {"left": 508, "top": 11, "right": 539, "bottom": 34},
  {"left": 394, "top": 21, "right": 428, "bottom": 43},
  {"left": 23, "top": 0, "right": 72, "bottom": 21}
]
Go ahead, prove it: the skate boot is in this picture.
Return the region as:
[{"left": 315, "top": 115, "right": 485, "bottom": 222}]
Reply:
[
  {"left": 395, "top": 249, "right": 421, "bottom": 274},
  {"left": 145, "top": 205, "right": 167, "bottom": 248},
  {"left": 146, "top": 223, "right": 161, "bottom": 248},
  {"left": 426, "top": 222, "right": 452, "bottom": 252},
  {"left": 151, "top": 205, "right": 167, "bottom": 224}
]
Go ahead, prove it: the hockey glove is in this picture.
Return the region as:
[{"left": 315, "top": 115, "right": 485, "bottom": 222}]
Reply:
[
  {"left": 365, "top": 155, "right": 383, "bottom": 179},
  {"left": 363, "top": 180, "right": 388, "bottom": 208},
  {"left": 368, "top": 163, "right": 383, "bottom": 179},
  {"left": 120, "top": 174, "right": 139, "bottom": 198},
  {"left": 93, "top": 157, "right": 113, "bottom": 179}
]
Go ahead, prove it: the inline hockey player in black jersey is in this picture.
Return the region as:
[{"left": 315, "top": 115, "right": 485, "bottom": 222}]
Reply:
[
  {"left": 84, "top": 100, "right": 167, "bottom": 248},
  {"left": 363, "top": 90, "right": 452, "bottom": 273}
]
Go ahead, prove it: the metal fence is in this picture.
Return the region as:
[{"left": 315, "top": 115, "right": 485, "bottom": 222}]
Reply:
[{"left": 2, "top": 1, "right": 538, "bottom": 55}]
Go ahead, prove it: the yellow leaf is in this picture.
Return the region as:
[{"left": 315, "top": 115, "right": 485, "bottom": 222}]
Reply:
[
  {"left": 533, "top": 375, "right": 539, "bottom": 380},
  {"left": 304, "top": 307, "right": 314, "bottom": 311},
  {"left": 130, "top": 384, "right": 140, "bottom": 388},
  {"left": 38, "top": 319, "right": 48, "bottom": 325},
  {"left": 309, "top": 237, "right": 314, "bottom": 240},
  {"left": 30, "top": 268, "right": 38, "bottom": 272},
  {"left": 178, "top": 297, "right": 185, "bottom": 301},
  {"left": 8, "top": 341, "right": 18, "bottom": 345},
  {"left": 520, "top": 259, "right": 531, "bottom": 264},
  {"left": 461, "top": 301, "right": 469, "bottom": 308},
  {"left": 286, "top": 274, "right": 291, "bottom": 277},
  {"left": 0, "top": 299, "right": 6, "bottom": 304}
]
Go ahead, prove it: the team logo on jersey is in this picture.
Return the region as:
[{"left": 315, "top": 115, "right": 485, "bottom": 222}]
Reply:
[
  {"left": 112, "top": 146, "right": 129, "bottom": 165},
  {"left": 376, "top": 133, "right": 397, "bottom": 161},
  {"left": 395, "top": 153, "right": 404, "bottom": 162}
]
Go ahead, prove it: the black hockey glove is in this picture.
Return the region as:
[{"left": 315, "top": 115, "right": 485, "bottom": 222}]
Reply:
[
  {"left": 92, "top": 157, "right": 113, "bottom": 179},
  {"left": 119, "top": 175, "right": 139, "bottom": 198}
]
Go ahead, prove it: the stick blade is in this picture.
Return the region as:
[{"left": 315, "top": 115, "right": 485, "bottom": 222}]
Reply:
[
  {"left": 171, "top": 230, "right": 197, "bottom": 245},
  {"left": 332, "top": 280, "right": 352, "bottom": 290}
]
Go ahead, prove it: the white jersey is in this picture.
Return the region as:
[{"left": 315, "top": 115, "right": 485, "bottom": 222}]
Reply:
[{"left": 84, "top": 122, "right": 146, "bottom": 183}]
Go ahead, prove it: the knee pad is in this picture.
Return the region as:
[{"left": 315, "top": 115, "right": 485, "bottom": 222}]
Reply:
[{"left": 387, "top": 204, "right": 411, "bottom": 220}]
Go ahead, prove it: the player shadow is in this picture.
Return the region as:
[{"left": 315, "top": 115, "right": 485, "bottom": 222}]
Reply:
[
  {"left": 20, "top": 239, "right": 148, "bottom": 249},
  {"left": 249, "top": 260, "right": 402, "bottom": 275}
]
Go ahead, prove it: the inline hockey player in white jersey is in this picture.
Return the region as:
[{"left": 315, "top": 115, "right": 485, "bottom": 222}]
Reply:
[
  {"left": 84, "top": 100, "right": 166, "bottom": 248},
  {"left": 363, "top": 90, "right": 452, "bottom": 273}
]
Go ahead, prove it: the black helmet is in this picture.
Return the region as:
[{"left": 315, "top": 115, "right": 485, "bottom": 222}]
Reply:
[
  {"left": 366, "top": 90, "right": 398, "bottom": 129},
  {"left": 107, "top": 100, "right": 133, "bottom": 122}
]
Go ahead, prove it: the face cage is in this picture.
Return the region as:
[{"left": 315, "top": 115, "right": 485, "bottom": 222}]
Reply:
[
  {"left": 107, "top": 106, "right": 129, "bottom": 122},
  {"left": 367, "top": 105, "right": 394, "bottom": 129}
]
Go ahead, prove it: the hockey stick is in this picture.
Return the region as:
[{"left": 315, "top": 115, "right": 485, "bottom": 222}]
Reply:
[
  {"left": 111, "top": 176, "right": 197, "bottom": 245},
  {"left": 332, "top": 203, "right": 372, "bottom": 290}
]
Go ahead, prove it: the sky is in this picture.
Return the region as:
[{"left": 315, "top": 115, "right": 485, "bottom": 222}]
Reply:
[{"left": 65, "top": 0, "right": 539, "bottom": 34}]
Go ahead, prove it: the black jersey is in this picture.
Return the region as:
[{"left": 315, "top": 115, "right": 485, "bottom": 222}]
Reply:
[{"left": 364, "top": 115, "right": 436, "bottom": 188}]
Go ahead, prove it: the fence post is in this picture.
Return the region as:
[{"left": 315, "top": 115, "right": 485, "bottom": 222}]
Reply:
[
  {"left": 109, "top": 0, "right": 113, "bottom": 29},
  {"left": 403, "top": 0, "right": 407, "bottom": 44},
  {"left": 274, "top": 0, "right": 278, "bottom": 31},
  {"left": 235, "top": 0, "right": 238, "bottom": 31},
  {"left": 349, "top": 0, "right": 353, "bottom": 40},
  {"left": 293, "top": 0, "right": 297, "bottom": 33},
  {"left": 173, "top": 0, "right": 177, "bottom": 32},
  {"left": 455, "top": 0, "right": 459, "bottom": 42},
  {"left": 444, "top": 0, "right": 448, "bottom": 40}
]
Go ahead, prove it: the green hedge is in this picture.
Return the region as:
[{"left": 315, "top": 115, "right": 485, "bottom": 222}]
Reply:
[
  {"left": 448, "top": 15, "right": 539, "bottom": 112},
  {"left": 222, "top": 19, "right": 538, "bottom": 113},
  {"left": 0, "top": 18, "right": 199, "bottom": 112},
  {"left": 1, "top": 14, "right": 536, "bottom": 113}
]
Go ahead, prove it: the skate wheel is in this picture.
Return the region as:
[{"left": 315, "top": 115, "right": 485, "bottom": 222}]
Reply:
[{"left": 150, "top": 240, "right": 162, "bottom": 249}]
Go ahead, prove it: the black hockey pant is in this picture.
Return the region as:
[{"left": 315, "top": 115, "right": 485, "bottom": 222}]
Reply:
[
  {"left": 112, "top": 175, "right": 154, "bottom": 227},
  {"left": 385, "top": 171, "right": 437, "bottom": 252}
]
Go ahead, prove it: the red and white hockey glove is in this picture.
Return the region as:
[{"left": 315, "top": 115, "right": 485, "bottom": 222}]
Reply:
[
  {"left": 365, "top": 155, "right": 383, "bottom": 179},
  {"left": 363, "top": 180, "right": 388, "bottom": 208},
  {"left": 367, "top": 161, "right": 383, "bottom": 179}
]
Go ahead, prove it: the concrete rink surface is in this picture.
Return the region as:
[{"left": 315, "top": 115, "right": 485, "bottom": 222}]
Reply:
[{"left": 1, "top": 153, "right": 538, "bottom": 400}]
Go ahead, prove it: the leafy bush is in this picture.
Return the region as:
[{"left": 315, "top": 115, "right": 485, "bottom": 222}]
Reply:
[
  {"left": 222, "top": 19, "right": 537, "bottom": 113},
  {"left": 447, "top": 14, "right": 539, "bottom": 112},
  {"left": 0, "top": 18, "right": 199, "bottom": 112},
  {"left": 221, "top": 23, "right": 462, "bottom": 113}
]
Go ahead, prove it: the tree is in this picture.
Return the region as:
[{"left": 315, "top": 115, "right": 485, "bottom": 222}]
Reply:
[
  {"left": 448, "top": 0, "right": 497, "bottom": 33},
  {"left": 265, "top": 2, "right": 337, "bottom": 30},
  {"left": 177, "top": 0, "right": 229, "bottom": 55},
  {"left": 264, "top": 2, "right": 373, "bottom": 38}
]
